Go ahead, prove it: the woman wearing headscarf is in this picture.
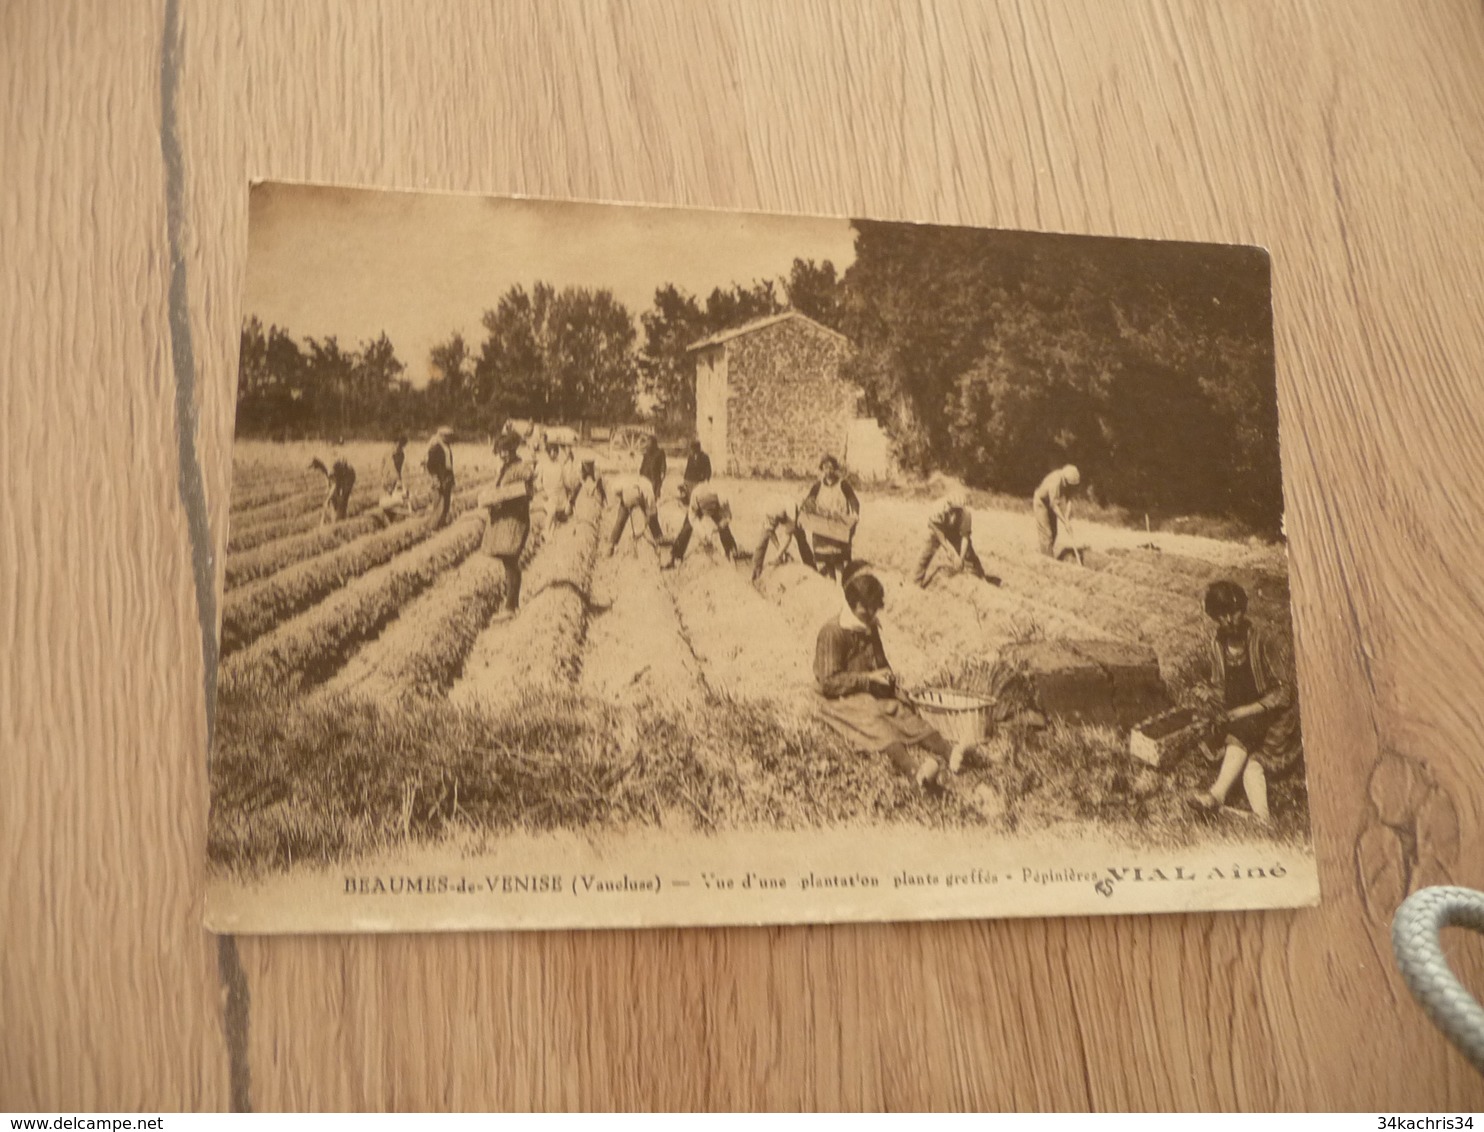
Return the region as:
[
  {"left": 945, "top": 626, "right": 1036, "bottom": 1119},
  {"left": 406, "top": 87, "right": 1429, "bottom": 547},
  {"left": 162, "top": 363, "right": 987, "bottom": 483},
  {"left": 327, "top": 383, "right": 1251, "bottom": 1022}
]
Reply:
[{"left": 814, "top": 571, "right": 969, "bottom": 788}]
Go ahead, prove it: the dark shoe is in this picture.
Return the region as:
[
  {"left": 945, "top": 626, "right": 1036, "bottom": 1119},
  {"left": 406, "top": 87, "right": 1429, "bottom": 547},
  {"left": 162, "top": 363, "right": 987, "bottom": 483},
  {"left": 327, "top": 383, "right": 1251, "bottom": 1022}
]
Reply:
[{"left": 1186, "top": 792, "right": 1220, "bottom": 816}]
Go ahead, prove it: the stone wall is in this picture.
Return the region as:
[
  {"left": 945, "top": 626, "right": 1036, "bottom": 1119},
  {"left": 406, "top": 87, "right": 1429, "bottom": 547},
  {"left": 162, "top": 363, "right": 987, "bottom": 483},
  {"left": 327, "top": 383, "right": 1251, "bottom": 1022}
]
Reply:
[{"left": 722, "top": 316, "right": 860, "bottom": 476}]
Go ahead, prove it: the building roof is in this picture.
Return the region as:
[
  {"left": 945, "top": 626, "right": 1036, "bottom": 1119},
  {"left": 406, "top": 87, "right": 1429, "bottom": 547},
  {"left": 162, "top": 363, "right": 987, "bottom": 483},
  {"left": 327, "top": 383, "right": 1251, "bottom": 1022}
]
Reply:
[{"left": 684, "top": 310, "right": 851, "bottom": 352}]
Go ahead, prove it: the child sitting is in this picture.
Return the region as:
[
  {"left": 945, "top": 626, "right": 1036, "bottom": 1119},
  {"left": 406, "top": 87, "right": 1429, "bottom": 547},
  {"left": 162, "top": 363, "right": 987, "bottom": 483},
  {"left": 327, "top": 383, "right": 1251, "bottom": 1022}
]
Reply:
[{"left": 1187, "top": 579, "right": 1302, "bottom": 824}]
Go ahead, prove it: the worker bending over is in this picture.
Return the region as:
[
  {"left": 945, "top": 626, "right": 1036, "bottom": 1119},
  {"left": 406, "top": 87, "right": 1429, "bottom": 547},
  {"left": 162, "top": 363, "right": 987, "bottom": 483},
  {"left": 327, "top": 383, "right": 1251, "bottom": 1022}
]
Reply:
[
  {"left": 914, "top": 488, "right": 998, "bottom": 587},
  {"left": 663, "top": 481, "right": 739, "bottom": 567},
  {"left": 1032, "top": 463, "right": 1081, "bottom": 558},
  {"left": 604, "top": 473, "right": 660, "bottom": 556},
  {"left": 309, "top": 453, "right": 356, "bottom": 524}
]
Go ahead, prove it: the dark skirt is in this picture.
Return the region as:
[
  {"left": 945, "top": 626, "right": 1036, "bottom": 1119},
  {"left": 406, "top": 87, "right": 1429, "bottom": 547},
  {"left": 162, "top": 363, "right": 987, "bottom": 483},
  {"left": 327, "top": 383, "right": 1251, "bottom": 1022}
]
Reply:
[{"left": 1224, "top": 706, "right": 1302, "bottom": 777}]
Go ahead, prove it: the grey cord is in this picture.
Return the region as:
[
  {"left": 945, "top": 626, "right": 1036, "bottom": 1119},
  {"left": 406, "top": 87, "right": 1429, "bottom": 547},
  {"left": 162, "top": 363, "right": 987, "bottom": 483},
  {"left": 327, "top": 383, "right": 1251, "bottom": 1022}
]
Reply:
[{"left": 1392, "top": 886, "right": 1484, "bottom": 1074}]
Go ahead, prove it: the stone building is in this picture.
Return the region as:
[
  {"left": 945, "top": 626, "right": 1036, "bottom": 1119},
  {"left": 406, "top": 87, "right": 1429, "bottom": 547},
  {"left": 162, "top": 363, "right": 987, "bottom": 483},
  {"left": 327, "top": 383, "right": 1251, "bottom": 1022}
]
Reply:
[{"left": 687, "top": 311, "right": 863, "bottom": 477}]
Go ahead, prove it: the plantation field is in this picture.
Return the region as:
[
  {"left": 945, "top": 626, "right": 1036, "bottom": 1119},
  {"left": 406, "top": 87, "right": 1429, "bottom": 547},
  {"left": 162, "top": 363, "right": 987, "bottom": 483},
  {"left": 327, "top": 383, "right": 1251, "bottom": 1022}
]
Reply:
[{"left": 210, "top": 440, "right": 1306, "bottom": 875}]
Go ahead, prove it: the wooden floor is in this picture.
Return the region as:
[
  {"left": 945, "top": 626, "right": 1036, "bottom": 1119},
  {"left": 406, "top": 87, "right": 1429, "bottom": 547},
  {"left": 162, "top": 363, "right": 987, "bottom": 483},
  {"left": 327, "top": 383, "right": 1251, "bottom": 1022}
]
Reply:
[{"left": 5, "top": 0, "right": 1484, "bottom": 1111}]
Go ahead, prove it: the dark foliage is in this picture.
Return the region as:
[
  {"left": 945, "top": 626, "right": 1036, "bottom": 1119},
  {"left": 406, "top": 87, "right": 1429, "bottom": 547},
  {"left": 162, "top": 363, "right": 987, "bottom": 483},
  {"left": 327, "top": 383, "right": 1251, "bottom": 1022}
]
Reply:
[{"left": 840, "top": 222, "right": 1281, "bottom": 532}]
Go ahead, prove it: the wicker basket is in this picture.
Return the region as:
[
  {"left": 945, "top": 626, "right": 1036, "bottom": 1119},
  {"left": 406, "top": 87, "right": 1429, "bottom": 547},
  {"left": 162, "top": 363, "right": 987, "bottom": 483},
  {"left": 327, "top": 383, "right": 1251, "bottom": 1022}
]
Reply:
[
  {"left": 1129, "top": 706, "right": 1200, "bottom": 768},
  {"left": 799, "top": 511, "right": 855, "bottom": 543},
  {"left": 908, "top": 687, "right": 995, "bottom": 746}
]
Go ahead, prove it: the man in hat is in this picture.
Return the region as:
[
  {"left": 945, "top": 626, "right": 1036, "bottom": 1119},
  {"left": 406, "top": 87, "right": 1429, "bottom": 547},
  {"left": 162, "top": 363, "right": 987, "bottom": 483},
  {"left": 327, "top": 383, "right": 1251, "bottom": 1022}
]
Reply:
[
  {"left": 639, "top": 433, "right": 667, "bottom": 497},
  {"left": 424, "top": 427, "right": 456, "bottom": 528},
  {"left": 308, "top": 451, "right": 356, "bottom": 524},
  {"left": 1032, "top": 463, "right": 1082, "bottom": 558},
  {"left": 914, "top": 486, "right": 997, "bottom": 587},
  {"left": 798, "top": 455, "right": 861, "bottom": 580},
  {"left": 663, "top": 481, "right": 739, "bottom": 568},
  {"left": 682, "top": 438, "right": 712, "bottom": 489},
  {"left": 480, "top": 430, "right": 536, "bottom": 617}
]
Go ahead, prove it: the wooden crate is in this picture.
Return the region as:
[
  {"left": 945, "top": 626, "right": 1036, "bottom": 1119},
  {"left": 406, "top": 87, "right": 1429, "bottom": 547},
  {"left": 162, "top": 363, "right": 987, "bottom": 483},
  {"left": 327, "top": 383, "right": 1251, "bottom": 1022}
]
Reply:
[{"left": 1129, "top": 706, "right": 1200, "bottom": 768}]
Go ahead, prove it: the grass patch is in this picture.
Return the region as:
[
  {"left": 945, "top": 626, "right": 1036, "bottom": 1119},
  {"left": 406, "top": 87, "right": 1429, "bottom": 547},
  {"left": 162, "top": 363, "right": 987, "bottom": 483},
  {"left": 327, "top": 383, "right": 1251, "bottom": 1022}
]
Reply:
[{"left": 209, "top": 684, "right": 993, "bottom": 875}]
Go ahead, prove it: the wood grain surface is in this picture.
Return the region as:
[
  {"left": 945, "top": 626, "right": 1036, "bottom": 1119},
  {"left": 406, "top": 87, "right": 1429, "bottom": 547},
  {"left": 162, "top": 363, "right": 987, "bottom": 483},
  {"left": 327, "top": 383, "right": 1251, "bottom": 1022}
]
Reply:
[{"left": 5, "top": 0, "right": 1484, "bottom": 1112}]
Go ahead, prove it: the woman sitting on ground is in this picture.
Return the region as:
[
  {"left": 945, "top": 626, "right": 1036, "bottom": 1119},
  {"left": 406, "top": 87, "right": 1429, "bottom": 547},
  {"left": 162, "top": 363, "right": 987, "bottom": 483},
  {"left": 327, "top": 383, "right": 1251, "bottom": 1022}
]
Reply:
[
  {"left": 814, "top": 571, "right": 969, "bottom": 789},
  {"left": 1188, "top": 579, "right": 1302, "bottom": 824}
]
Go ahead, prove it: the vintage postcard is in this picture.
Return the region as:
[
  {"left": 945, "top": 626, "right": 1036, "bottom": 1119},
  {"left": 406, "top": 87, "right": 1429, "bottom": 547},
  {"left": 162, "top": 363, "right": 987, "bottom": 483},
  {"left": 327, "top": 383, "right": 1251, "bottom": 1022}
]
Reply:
[{"left": 206, "top": 183, "right": 1317, "bottom": 932}]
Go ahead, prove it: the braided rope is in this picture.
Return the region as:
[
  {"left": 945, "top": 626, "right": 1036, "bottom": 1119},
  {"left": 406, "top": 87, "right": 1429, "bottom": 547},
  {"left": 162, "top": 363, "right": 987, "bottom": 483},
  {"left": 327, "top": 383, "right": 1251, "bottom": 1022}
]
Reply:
[{"left": 1392, "top": 886, "right": 1484, "bottom": 1073}]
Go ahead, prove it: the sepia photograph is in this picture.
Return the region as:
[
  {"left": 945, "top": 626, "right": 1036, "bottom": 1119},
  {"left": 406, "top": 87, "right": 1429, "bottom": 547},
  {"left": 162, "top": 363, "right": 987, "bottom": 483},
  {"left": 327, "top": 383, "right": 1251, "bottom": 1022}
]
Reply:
[{"left": 206, "top": 183, "right": 1317, "bottom": 932}]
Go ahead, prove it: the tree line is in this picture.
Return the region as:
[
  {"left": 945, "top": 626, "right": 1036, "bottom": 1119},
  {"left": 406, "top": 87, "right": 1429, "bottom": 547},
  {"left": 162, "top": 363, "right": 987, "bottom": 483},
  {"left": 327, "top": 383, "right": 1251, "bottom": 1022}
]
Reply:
[
  {"left": 238, "top": 265, "right": 827, "bottom": 441},
  {"left": 238, "top": 222, "right": 1280, "bottom": 530}
]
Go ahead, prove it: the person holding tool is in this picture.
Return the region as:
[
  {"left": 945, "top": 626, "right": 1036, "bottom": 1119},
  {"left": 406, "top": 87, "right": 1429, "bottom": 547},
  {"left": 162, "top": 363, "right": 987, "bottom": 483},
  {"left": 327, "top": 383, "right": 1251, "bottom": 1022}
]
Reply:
[
  {"left": 913, "top": 485, "right": 999, "bottom": 587},
  {"left": 308, "top": 451, "right": 356, "bottom": 524},
  {"left": 1032, "top": 463, "right": 1082, "bottom": 559},
  {"left": 663, "top": 480, "right": 739, "bottom": 567},
  {"left": 604, "top": 472, "right": 660, "bottom": 556},
  {"left": 750, "top": 501, "right": 811, "bottom": 583}
]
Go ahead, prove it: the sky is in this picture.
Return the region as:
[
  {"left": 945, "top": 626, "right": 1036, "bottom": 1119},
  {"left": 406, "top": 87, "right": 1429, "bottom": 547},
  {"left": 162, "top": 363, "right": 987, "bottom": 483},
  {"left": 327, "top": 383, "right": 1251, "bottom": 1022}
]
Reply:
[{"left": 243, "top": 183, "right": 858, "bottom": 385}]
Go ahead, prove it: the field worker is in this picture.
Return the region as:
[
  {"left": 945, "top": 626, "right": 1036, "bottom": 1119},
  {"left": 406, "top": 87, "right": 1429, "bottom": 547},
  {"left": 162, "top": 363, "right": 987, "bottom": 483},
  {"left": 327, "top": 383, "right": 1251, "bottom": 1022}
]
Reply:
[
  {"left": 534, "top": 437, "right": 579, "bottom": 530},
  {"left": 577, "top": 459, "right": 606, "bottom": 509},
  {"left": 814, "top": 571, "right": 970, "bottom": 789},
  {"left": 521, "top": 424, "right": 546, "bottom": 464},
  {"left": 639, "top": 433, "right": 667, "bottom": 500},
  {"left": 424, "top": 427, "right": 456, "bottom": 528},
  {"left": 683, "top": 438, "right": 712, "bottom": 488},
  {"left": 914, "top": 486, "right": 998, "bottom": 587},
  {"left": 382, "top": 436, "right": 408, "bottom": 493},
  {"left": 480, "top": 430, "right": 537, "bottom": 617},
  {"left": 308, "top": 453, "right": 356, "bottom": 524},
  {"left": 663, "top": 481, "right": 739, "bottom": 568},
  {"left": 749, "top": 501, "right": 811, "bottom": 583},
  {"left": 372, "top": 437, "right": 411, "bottom": 525},
  {"left": 1032, "top": 463, "right": 1081, "bottom": 558},
  {"left": 374, "top": 482, "right": 412, "bottom": 527},
  {"left": 604, "top": 473, "right": 660, "bottom": 557},
  {"left": 1187, "top": 580, "right": 1302, "bottom": 825},
  {"left": 798, "top": 454, "right": 861, "bottom": 581}
]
